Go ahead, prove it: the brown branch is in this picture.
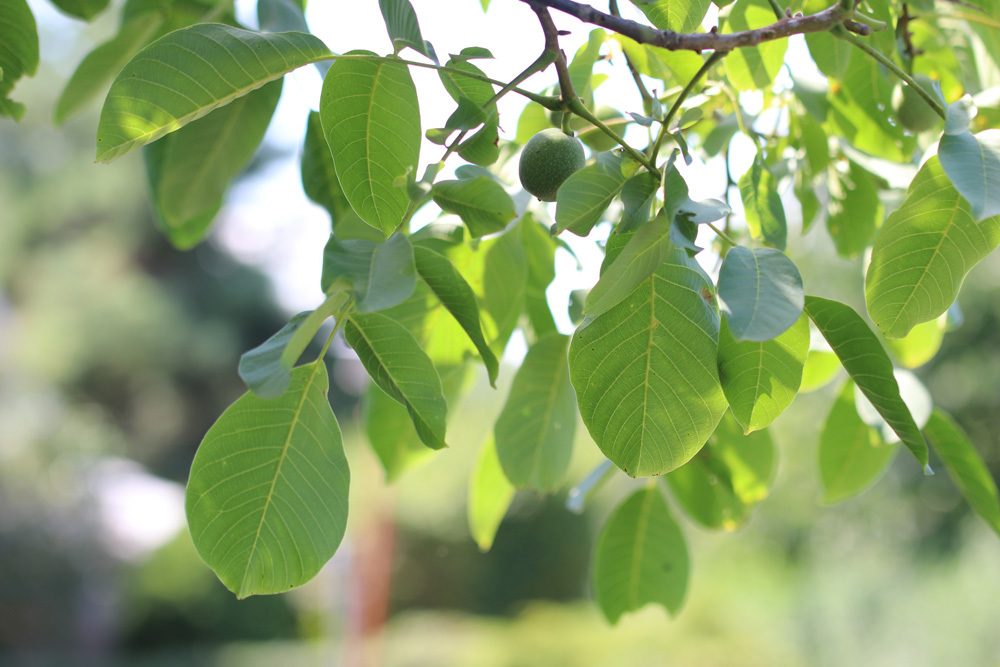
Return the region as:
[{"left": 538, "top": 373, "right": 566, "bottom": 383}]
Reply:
[{"left": 520, "top": 0, "right": 851, "bottom": 52}]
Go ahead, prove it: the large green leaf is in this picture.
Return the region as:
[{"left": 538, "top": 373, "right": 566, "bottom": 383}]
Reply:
[
  {"left": 413, "top": 245, "right": 499, "bottom": 386},
  {"left": 866, "top": 157, "right": 1000, "bottom": 338},
  {"left": 804, "top": 296, "right": 929, "bottom": 467},
  {"left": 50, "top": 0, "right": 110, "bottom": 20},
  {"left": 593, "top": 488, "right": 689, "bottom": 623},
  {"left": 345, "top": 312, "right": 448, "bottom": 449},
  {"left": 723, "top": 0, "right": 787, "bottom": 91},
  {"left": 717, "top": 246, "right": 804, "bottom": 341},
  {"left": 556, "top": 153, "right": 634, "bottom": 236},
  {"left": 0, "top": 0, "right": 38, "bottom": 119},
  {"left": 321, "top": 233, "right": 416, "bottom": 312},
  {"left": 938, "top": 129, "right": 1000, "bottom": 221},
  {"left": 924, "top": 410, "right": 1000, "bottom": 536},
  {"left": 144, "top": 80, "right": 281, "bottom": 249},
  {"left": 666, "top": 413, "right": 776, "bottom": 529},
  {"left": 431, "top": 177, "right": 516, "bottom": 237},
  {"left": 585, "top": 216, "right": 671, "bottom": 319},
  {"left": 495, "top": 334, "right": 576, "bottom": 492},
  {"left": 468, "top": 437, "right": 515, "bottom": 552},
  {"left": 320, "top": 51, "right": 420, "bottom": 236},
  {"left": 739, "top": 154, "right": 787, "bottom": 249},
  {"left": 628, "top": 0, "right": 710, "bottom": 32},
  {"left": 718, "top": 314, "right": 809, "bottom": 433},
  {"left": 570, "top": 249, "right": 727, "bottom": 477},
  {"left": 378, "top": 0, "right": 434, "bottom": 60},
  {"left": 55, "top": 12, "right": 163, "bottom": 123},
  {"left": 186, "top": 361, "right": 349, "bottom": 598},
  {"left": 819, "top": 381, "right": 897, "bottom": 504},
  {"left": 97, "top": 24, "right": 330, "bottom": 161}
]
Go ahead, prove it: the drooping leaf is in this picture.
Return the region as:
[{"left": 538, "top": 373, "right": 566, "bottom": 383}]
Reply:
[
  {"left": 321, "top": 233, "right": 416, "bottom": 312},
  {"left": 723, "top": 0, "right": 788, "bottom": 91},
  {"left": 593, "top": 487, "right": 689, "bottom": 623},
  {"left": 55, "top": 12, "right": 163, "bottom": 123},
  {"left": 739, "top": 154, "right": 787, "bottom": 249},
  {"left": 557, "top": 153, "right": 635, "bottom": 236},
  {"left": 468, "top": 437, "right": 515, "bottom": 552},
  {"left": 866, "top": 157, "right": 1000, "bottom": 338},
  {"left": 666, "top": 412, "right": 776, "bottom": 529},
  {"left": 345, "top": 312, "right": 448, "bottom": 449},
  {"left": 378, "top": 0, "right": 434, "bottom": 60},
  {"left": 585, "top": 215, "right": 671, "bottom": 319},
  {"left": 804, "top": 296, "right": 929, "bottom": 467},
  {"left": 413, "top": 245, "right": 499, "bottom": 385},
  {"left": 938, "top": 129, "right": 1000, "bottom": 221},
  {"left": 924, "top": 410, "right": 1000, "bottom": 536},
  {"left": 49, "top": 0, "right": 110, "bottom": 20},
  {"left": 320, "top": 51, "right": 421, "bottom": 236},
  {"left": 97, "top": 24, "right": 330, "bottom": 161},
  {"left": 144, "top": 80, "right": 281, "bottom": 249},
  {"left": 570, "top": 249, "right": 727, "bottom": 477},
  {"left": 186, "top": 361, "right": 349, "bottom": 598},
  {"left": 628, "top": 0, "right": 710, "bottom": 32},
  {"left": 799, "top": 349, "right": 840, "bottom": 393},
  {"left": 431, "top": 177, "right": 516, "bottom": 237},
  {"left": 239, "top": 311, "right": 310, "bottom": 399},
  {"left": 495, "top": 334, "right": 576, "bottom": 492},
  {"left": 0, "top": 0, "right": 38, "bottom": 119},
  {"left": 718, "top": 314, "right": 809, "bottom": 433},
  {"left": 718, "top": 246, "right": 804, "bottom": 341},
  {"left": 819, "top": 381, "right": 897, "bottom": 504}
]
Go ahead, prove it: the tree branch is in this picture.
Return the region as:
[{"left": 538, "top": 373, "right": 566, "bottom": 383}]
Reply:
[{"left": 520, "top": 0, "right": 852, "bottom": 52}]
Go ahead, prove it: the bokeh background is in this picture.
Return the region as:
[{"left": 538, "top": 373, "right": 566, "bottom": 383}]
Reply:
[{"left": 2, "top": 1, "right": 1000, "bottom": 666}]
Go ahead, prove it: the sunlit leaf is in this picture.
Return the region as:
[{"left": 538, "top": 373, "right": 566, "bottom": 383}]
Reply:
[
  {"left": 628, "top": 0, "right": 709, "bottom": 32},
  {"left": 723, "top": 0, "right": 787, "bottom": 91},
  {"left": 799, "top": 349, "right": 840, "bottom": 393},
  {"left": 378, "top": 0, "right": 434, "bottom": 60},
  {"left": 739, "top": 154, "right": 787, "bottom": 249},
  {"left": 50, "top": 0, "right": 109, "bottom": 20},
  {"left": 468, "top": 437, "right": 514, "bottom": 552},
  {"left": 0, "top": 0, "right": 38, "bottom": 119},
  {"left": 585, "top": 215, "right": 671, "bottom": 319},
  {"left": 557, "top": 153, "right": 634, "bottom": 236}
]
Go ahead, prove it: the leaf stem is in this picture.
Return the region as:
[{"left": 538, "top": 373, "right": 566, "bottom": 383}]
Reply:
[
  {"left": 650, "top": 51, "right": 727, "bottom": 163},
  {"left": 706, "top": 221, "right": 738, "bottom": 246}
]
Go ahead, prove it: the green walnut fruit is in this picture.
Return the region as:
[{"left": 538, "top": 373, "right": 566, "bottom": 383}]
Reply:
[
  {"left": 893, "top": 75, "right": 942, "bottom": 134},
  {"left": 518, "top": 128, "right": 586, "bottom": 202}
]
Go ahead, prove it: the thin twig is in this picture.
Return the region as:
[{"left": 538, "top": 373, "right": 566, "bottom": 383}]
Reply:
[
  {"left": 609, "top": 0, "right": 655, "bottom": 110},
  {"left": 650, "top": 50, "right": 726, "bottom": 163}
]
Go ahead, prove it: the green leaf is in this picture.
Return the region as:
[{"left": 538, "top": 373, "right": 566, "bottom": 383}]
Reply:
[
  {"left": 593, "top": 487, "right": 689, "bottom": 623},
  {"left": 345, "top": 312, "right": 448, "bottom": 449},
  {"left": 570, "top": 249, "right": 727, "bottom": 477},
  {"left": 49, "top": 0, "right": 110, "bottom": 20},
  {"left": 320, "top": 51, "right": 421, "bottom": 236},
  {"left": 378, "top": 0, "right": 434, "bottom": 60},
  {"left": 938, "top": 129, "right": 1000, "bottom": 221},
  {"left": 258, "top": 0, "right": 309, "bottom": 33},
  {"left": 431, "top": 177, "right": 516, "bottom": 237},
  {"left": 723, "top": 0, "right": 788, "bottom": 90},
  {"left": 144, "top": 80, "right": 281, "bottom": 249},
  {"left": 718, "top": 246, "right": 804, "bottom": 341},
  {"left": 0, "top": 0, "right": 38, "bottom": 118},
  {"left": 819, "top": 381, "right": 897, "bottom": 504},
  {"left": 739, "top": 154, "right": 787, "bottom": 249},
  {"left": 866, "top": 156, "right": 1000, "bottom": 338},
  {"left": 568, "top": 29, "right": 605, "bottom": 95},
  {"left": 556, "top": 153, "right": 634, "bottom": 236},
  {"left": 468, "top": 437, "right": 515, "bottom": 552},
  {"left": 97, "top": 24, "right": 330, "bottom": 161},
  {"left": 826, "top": 161, "right": 882, "bottom": 257},
  {"left": 413, "top": 245, "right": 499, "bottom": 386},
  {"left": 300, "top": 112, "right": 384, "bottom": 242},
  {"left": 519, "top": 214, "right": 557, "bottom": 338},
  {"left": 495, "top": 334, "right": 576, "bottom": 492},
  {"left": 799, "top": 349, "right": 840, "bottom": 393},
  {"left": 718, "top": 314, "right": 809, "bottom": 433},
  {"left": 186, "top": 361, "right": 349, "bottom": 598},
  {"left": 321, "top": 233, "right": 416, "bottom": 312},
  {"left": 619, "top": 171, "right": 660, "bottom": 231},
  {"left": 55, "top": 13, "right": 163, "bottom": 124},
  {"left": 804, "top": 296, "right": 929, "bottom": 467},
  {"left": 887, "top": 316, "right": 946, "bottom": 369},
  {"left": 663, "top": 161, "right": 730, "bottom": 226},
  {"left": 924, "top": 410, "right": 1000, "bottom": 536},
  {"left": 628, "top": 0, "right": 710, "bottom": 32},
  {"left": 585, "top": 216, "right": 671, "bottom": 319},
  {"left": 666, "top": 413, "right": 776, "bottom": 529},
  {"left": 438, "top": 57, "right": 499, "bottom": 166},
  {"left": 239, "top": 312, "right": 310, "bottom": 399}
]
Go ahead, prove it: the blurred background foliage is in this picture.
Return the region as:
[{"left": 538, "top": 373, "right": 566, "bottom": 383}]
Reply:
[{"left": 2, "top": 4, "right": 1000, "bottom": 667}]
